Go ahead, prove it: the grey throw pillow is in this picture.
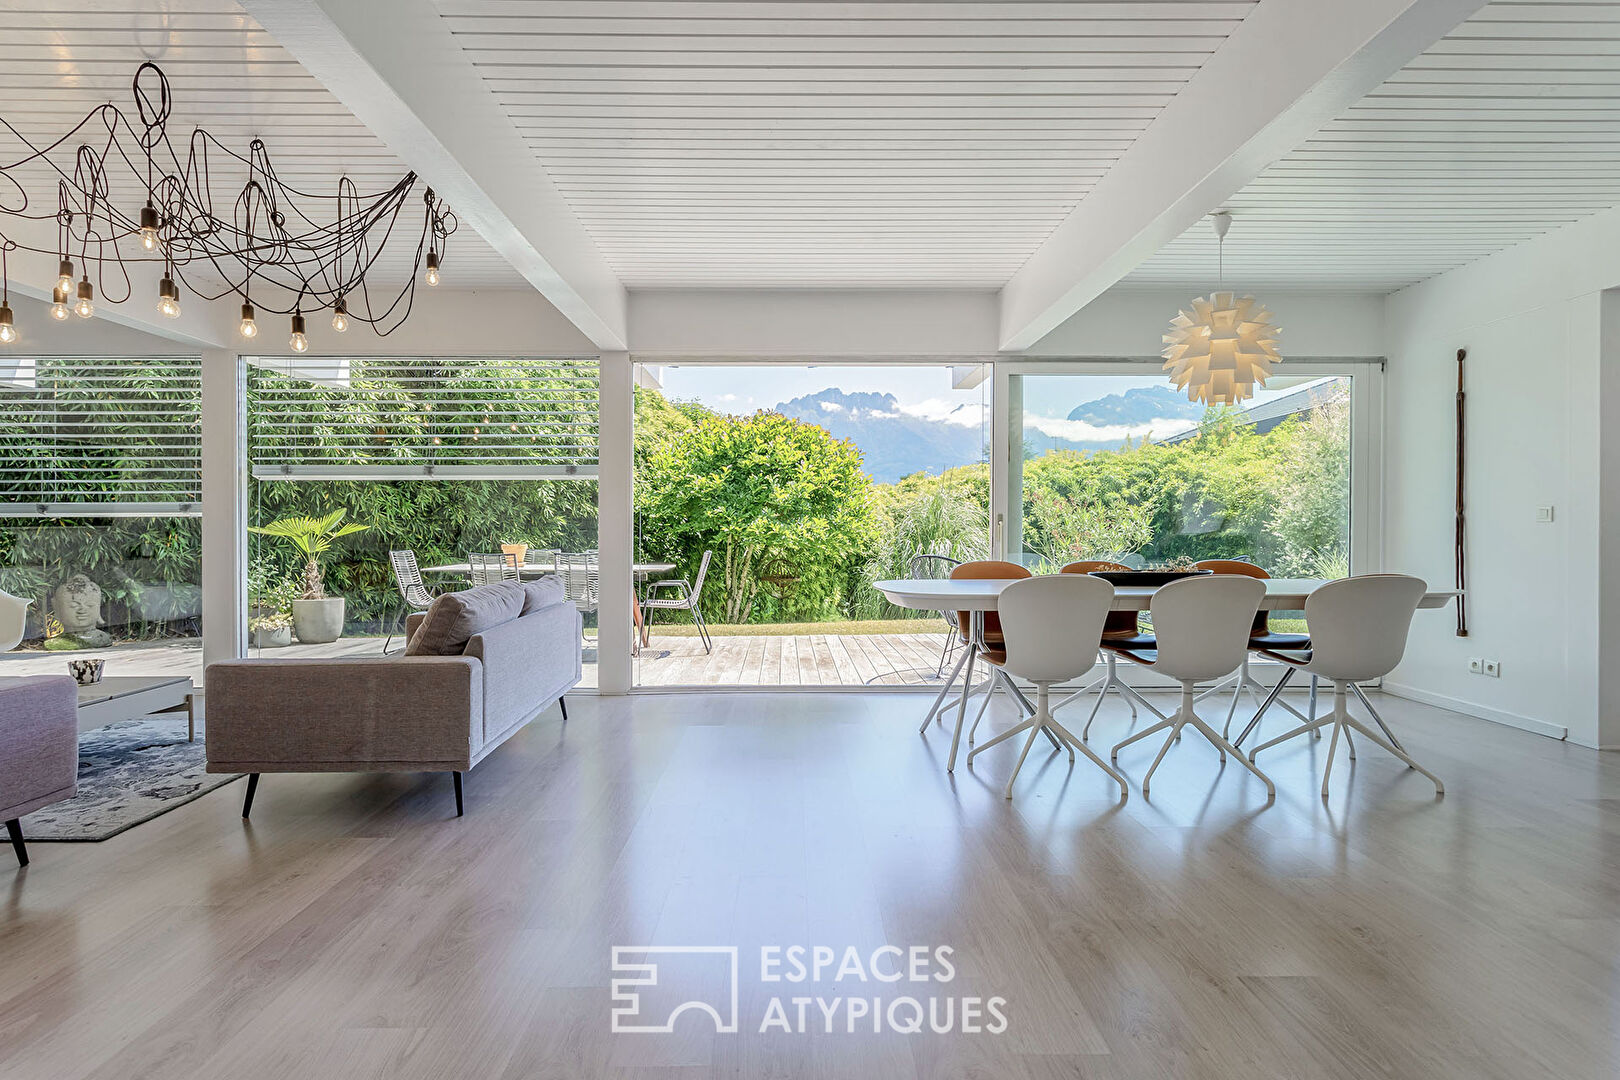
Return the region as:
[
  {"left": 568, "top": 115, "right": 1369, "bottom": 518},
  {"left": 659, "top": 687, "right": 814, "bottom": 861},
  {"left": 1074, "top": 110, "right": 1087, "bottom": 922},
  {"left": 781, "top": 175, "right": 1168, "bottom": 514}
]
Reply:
[
  {"left": 406, "top": 581, "right": 525, "bottom": 656},
  {"left": 520, "top": 575, "right": 565, "bottom": 614}
]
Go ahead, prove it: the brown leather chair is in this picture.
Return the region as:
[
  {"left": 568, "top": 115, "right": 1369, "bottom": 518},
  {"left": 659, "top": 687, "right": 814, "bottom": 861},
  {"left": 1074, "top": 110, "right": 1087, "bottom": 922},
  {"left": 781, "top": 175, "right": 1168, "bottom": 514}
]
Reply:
[
  {"left": 949, "top": 559, "right": 1030, "bottom": 663},
  {"left": 1193, "top": 559, "right": 1316, "bottom": 739},
  {"left": 1057, "top": 561, "right": 1165, "bottom": 739}
]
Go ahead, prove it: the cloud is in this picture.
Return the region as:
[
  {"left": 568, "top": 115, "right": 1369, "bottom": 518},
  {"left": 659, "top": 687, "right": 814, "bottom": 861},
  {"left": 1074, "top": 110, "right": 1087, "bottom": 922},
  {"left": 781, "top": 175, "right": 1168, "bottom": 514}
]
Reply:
[
  {"left": 819, "top": 400, "right": 844, "bottom": 413},
  {"left": 717, "top": 393, "right": 738, "bottom": 403},
  {"left": 893, "top": 398, "right": 983, "bottom": 428},
  {"left": 1023, "top": 415, "right": 1199, "bottom": 444}
]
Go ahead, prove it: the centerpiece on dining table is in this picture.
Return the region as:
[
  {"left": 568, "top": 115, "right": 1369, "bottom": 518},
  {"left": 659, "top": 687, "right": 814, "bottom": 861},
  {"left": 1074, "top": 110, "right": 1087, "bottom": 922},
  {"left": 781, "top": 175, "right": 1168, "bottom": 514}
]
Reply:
[{"left": 1085, "top": 556, "right": 1214, "bottom": 587}]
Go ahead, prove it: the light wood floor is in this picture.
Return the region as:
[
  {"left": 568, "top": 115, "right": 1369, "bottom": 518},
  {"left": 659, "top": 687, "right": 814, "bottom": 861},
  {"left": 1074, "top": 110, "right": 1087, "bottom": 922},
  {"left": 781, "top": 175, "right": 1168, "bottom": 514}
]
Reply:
[{"left": 2, "top": 690, "right": 1615, "bottom": 1079}]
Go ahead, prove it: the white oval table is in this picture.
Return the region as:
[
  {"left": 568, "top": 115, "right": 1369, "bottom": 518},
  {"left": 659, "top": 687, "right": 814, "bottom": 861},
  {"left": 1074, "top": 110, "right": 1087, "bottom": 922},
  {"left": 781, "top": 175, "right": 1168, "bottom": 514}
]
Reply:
[{"left": 874, "top": 576, "right": 1460, "bottom": 773}]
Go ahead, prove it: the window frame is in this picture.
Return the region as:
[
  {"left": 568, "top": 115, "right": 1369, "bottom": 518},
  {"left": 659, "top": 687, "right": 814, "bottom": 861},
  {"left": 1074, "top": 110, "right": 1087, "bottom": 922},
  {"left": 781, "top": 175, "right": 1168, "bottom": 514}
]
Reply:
[{"left": 991, "top": 357, "right": 1385, "bottom": 578}]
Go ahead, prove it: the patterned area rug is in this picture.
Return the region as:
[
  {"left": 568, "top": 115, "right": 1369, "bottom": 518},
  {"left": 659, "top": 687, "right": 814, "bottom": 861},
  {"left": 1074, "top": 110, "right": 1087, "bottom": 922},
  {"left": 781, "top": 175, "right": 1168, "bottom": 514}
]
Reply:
[{"left": 20, "top": 716, "right": 241, "bottom": 842}]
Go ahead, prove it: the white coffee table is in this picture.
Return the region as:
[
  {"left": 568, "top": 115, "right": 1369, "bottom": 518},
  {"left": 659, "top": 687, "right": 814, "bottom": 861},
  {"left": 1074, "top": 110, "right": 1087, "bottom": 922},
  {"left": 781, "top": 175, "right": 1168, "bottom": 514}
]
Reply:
[{"left": 73, "top": 676, "right": 196, "bottom": 739}]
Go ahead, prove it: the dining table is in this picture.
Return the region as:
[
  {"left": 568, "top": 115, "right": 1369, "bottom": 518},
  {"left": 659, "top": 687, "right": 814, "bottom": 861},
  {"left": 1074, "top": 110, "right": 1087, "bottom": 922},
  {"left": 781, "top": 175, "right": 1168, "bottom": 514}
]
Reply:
[{"left": 874, "top": 575, "right": 1460, "bottom": 770}]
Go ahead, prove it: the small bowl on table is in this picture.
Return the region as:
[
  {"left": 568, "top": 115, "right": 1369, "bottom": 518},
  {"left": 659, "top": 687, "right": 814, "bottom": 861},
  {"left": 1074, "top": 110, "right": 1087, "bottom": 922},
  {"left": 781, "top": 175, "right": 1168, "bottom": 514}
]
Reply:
[{"left": 68, "top": 658, "right": 105, "bottom": 685}]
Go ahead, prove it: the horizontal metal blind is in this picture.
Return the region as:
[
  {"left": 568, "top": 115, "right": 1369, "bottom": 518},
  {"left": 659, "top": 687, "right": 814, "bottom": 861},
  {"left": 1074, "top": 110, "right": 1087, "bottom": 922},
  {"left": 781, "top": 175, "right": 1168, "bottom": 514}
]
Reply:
[
  {"left": 0, "top": 356, "right": 202, "bottom": 517},
  {"left": 248, "top": 355, "right": 599, "bottom": 480}
]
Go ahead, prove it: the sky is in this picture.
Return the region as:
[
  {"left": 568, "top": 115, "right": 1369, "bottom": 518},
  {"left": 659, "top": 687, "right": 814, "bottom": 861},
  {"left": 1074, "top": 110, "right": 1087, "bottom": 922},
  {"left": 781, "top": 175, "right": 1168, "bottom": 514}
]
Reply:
[
  {"left": 651, "top": 364, "right": 987, "bottom": 422},
  {"left": 651, "top": 364, "right": 1332, "bottom": 432}
]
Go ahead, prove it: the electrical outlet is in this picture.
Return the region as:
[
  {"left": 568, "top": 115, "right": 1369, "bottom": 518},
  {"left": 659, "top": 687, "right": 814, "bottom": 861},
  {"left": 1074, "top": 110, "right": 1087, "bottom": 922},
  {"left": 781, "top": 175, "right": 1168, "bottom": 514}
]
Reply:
[
  {"left": 1468, "top": 657, "right": 1482, "bottom": 674},
  {"left": 1484, "top": 659, "right": 1500, "bottom": 678}
]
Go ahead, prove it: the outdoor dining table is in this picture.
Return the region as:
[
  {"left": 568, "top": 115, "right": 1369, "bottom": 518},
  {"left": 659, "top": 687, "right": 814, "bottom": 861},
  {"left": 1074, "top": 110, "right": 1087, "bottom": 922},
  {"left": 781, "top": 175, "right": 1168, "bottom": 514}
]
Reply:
[{"left": 874, "top": 576, "right": 1460, "bottom": 769}]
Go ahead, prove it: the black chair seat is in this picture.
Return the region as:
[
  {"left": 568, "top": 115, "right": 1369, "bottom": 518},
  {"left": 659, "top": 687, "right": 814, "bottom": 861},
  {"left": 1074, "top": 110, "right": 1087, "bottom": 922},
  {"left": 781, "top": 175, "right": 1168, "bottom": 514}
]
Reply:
[{"left": 1249, "top": 632, "right": 1310, "bottom": 651}]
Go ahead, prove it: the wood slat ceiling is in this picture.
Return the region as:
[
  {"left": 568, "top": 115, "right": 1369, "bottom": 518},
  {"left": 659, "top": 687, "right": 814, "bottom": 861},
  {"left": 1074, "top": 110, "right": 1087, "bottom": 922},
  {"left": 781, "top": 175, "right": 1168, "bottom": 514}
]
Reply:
[
  {"left": 1127, "top": 0, "right": 1620, "bottom": 293},
  {"left": 435, "top": 0, "right": 1257, "bottom": 287},
  {"left": 0, "top": 2, "right": 523, "bottom": 291}
]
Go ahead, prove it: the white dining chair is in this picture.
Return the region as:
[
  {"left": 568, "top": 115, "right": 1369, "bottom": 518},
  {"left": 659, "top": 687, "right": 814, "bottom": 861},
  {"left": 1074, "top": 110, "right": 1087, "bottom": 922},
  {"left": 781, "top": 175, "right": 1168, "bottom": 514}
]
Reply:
[
  {"left": 966, "top": 574, "right": 1128, "bottom": 800},
  {"left": 1243, "top": 575, "right": 1444, "bottom": 797},
  {"left": 1109, "top": 574, "right": 1275, "bottom": 798}
]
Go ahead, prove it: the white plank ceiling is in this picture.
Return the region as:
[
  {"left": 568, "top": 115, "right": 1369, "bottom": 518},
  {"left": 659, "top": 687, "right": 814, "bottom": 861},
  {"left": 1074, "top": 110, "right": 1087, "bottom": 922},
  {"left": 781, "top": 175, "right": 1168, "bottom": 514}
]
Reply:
[
  {"left": 0, "top": 0, "right": 522, "bottom": 291},
  {"left": 433, "top": 0, "right": 1259, "bottom": 288},
  {"left": 1127, "top": 0, "right": 1620, "bottom": 293}
]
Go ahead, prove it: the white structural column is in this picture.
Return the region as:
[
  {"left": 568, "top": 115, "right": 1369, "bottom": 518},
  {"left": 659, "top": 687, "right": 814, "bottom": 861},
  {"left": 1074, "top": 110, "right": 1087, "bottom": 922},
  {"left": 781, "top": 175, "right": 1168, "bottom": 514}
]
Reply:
[
  {"left": 241, "top": 0, "right": 627, "bottom": 351},
  {"left": 596, "top": 353, "right": 634, "bottom": 694},
  {"left": 200, "top": 348, "right": 246, "bottom": 675},
  {"left": 997, "top": 0, "right": 1487, "bottom": 351}
]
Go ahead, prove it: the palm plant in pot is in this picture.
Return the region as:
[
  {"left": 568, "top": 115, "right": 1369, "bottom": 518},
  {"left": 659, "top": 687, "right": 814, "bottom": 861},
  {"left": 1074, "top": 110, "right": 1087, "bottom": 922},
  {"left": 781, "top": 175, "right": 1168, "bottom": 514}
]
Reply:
[{"left": 249, "top": 510, "right": 369, "bottom": 644}]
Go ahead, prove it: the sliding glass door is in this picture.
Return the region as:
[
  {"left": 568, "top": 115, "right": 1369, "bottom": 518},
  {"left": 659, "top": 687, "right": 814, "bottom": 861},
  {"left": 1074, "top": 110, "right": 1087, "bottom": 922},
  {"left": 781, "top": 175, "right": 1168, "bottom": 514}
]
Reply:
[
  {"left": 631, "top": 360, "right": 991, "bottom": 688},
  {"left": 243, "top": 354, "right": 600, "bottom": 686}
]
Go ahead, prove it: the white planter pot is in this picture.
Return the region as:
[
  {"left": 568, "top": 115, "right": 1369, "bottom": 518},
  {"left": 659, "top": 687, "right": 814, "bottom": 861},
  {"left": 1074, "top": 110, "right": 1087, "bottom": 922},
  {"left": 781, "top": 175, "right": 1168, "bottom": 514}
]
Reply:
[
  {"left": 251, "top": 625, "right": 293, "bottom": 649},
  {"left": 291, "top": 597, "right": 345, "bottom": 644}
]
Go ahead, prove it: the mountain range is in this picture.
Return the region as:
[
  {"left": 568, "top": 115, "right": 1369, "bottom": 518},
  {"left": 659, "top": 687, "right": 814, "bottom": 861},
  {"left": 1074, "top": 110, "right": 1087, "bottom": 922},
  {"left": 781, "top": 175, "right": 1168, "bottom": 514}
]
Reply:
[{"left": 768, "top": 386, "right": 1203, "bottom": 484}]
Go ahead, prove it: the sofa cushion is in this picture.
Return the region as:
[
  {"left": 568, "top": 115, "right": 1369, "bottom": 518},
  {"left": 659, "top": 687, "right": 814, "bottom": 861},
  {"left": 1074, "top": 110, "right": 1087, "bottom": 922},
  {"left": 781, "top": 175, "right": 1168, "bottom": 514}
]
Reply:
[
  {"left": 406, "top": 582, "right": 524, "bottom": 656},
  {"left": 520, "top": 574, "right": 566, "bottom": 615}
]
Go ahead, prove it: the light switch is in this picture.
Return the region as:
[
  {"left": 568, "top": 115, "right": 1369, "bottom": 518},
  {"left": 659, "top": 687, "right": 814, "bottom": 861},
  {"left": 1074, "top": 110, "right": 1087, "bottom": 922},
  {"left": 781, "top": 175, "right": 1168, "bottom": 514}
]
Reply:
[{"left": 1535, "top": 506, "right": 1555, "bottom": 523}]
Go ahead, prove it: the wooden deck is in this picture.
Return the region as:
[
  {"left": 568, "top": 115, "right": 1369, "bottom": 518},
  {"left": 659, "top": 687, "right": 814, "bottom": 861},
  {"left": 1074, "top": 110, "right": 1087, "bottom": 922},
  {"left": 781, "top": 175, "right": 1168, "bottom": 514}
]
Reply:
[
  {"left": 635, "top": 630, "right": 953, "bottom": 686},
  {"left": 0, "top": 630, "right": 955, "bottom": 690}
]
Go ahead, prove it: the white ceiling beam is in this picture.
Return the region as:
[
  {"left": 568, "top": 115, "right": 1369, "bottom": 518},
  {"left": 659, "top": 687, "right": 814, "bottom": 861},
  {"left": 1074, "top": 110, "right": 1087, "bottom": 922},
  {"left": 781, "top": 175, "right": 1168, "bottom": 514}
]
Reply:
[
  {"left": 997, "top": 0, "right": 1487, "bottom": 352},
  {"left": 240, "top": 0, "right": 628, "bottom": 351}
]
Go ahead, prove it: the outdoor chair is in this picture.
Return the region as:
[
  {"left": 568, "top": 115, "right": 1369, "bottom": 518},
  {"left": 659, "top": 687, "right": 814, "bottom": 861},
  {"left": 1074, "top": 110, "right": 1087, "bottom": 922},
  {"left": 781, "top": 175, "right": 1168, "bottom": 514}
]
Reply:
[
  {"left": 385, "top": 549, "right": 439, "bottom": 652},
  {"left": 468, "top": 551, "right": 519, "bottom": 586},
  {"left": 557, "top": 551, "right": 601, "bottom": 621},
  {"left": 641, "top": 549, "right": 713, "bottom": 654}
]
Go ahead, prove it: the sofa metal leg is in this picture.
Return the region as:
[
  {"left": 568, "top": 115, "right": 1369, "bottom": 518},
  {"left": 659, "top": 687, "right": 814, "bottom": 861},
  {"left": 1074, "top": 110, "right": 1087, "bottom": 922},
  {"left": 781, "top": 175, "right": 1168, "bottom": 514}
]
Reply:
[
  {"left": 5, "top": 819, "right": 25, "bottom": 866},
  {"left": 242, "top": 773, "right": 260, "bottom": 819},
  {"left": 559, "top": 696, "right": 569, "bottom": 721},
  {"left": 452, "top": 771, "right": 464, "bottom": 816}
]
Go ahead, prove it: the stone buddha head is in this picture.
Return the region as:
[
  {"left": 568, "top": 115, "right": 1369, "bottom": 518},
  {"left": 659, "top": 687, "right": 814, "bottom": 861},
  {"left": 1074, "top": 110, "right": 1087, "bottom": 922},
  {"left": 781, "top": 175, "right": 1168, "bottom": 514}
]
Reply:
[{"left": 52, "top": 573, "right": 103, "bottom": 635}]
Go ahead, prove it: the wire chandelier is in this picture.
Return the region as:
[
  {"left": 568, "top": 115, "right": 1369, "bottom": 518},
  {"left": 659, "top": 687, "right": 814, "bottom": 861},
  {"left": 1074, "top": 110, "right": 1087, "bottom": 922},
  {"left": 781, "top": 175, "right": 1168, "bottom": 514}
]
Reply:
[{"left": 0, "top": 62, "right": 455, "bottom": 350}]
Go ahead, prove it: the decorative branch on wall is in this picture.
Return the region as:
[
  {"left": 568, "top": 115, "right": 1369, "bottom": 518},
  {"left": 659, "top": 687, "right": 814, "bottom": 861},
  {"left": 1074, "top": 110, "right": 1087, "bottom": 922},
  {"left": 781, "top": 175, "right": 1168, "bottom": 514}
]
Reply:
[
  {"left": 0, "top": 62, "right": 455, "bottom": 347},
  {"left": 1455, "top": 347, "right": 1468, "bottom": 637}
]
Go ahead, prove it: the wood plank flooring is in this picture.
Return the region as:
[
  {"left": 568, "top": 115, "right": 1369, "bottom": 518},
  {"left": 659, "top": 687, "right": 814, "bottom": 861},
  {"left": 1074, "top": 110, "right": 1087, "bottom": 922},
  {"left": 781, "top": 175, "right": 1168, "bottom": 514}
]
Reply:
[{"left": 2, "top": 690, "right": 1617, "bottom": 1079}]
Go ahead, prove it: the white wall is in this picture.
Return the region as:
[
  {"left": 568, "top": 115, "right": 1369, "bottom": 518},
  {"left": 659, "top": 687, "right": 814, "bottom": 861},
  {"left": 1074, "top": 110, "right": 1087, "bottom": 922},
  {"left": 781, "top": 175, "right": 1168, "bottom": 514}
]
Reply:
[
  {"left": 624, "top": 286, "right": 1385, "bottom": 361},
  {"left": 0, "top": 291, "right": 207, "bottom": 355},
  {"left": 627, "top": 289, "right": 999, "bottom": 357},
  {"left": 249, "top": 287, "right": 597, "bottom": 358},
  {"left": 1027, "top": 288, "right": 1388, "bottom": 358},
  {"left": 1382, "top": 205, "right": 1620, "bottom": 747}
]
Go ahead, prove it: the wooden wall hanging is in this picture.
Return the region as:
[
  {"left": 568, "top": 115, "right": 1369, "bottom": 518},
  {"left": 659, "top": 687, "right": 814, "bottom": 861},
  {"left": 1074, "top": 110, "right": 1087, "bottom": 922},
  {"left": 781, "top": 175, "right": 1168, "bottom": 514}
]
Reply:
[{"left": 1455, "top": 347, "right": 1468, "bottom": 636}]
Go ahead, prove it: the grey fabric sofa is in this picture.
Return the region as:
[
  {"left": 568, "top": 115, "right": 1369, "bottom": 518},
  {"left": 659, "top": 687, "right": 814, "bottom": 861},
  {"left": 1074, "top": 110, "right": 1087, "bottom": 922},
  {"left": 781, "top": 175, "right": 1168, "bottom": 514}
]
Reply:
[
  {"left": 0, "top": 675, "right": 79, "bottom": 866},
  {"left": 205, "top": 580, "right": 581, "bottom": 817}
]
